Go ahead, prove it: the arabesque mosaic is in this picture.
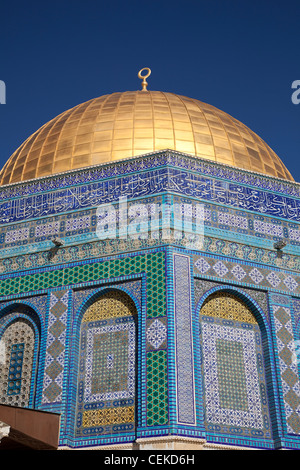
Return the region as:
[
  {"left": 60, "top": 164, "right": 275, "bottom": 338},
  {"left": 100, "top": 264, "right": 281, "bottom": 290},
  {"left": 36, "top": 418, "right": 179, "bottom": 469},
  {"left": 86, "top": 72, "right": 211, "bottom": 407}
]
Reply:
[{"left": 0, "top": 149, "right": 300, "bottom": 450}]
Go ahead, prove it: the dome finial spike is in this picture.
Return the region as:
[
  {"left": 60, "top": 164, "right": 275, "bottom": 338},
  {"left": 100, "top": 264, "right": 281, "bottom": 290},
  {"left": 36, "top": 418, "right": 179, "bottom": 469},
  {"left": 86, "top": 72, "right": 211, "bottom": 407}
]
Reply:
[{"left": 138, "top": 67, "right": 151, "bottom": 91}]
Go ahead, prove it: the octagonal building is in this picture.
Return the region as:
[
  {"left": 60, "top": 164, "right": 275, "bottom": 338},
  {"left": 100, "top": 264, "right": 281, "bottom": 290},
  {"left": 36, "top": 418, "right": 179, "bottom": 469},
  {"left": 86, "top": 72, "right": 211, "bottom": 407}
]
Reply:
[{"left": 0, "top": 74, "right": 299, "bottom": 450}]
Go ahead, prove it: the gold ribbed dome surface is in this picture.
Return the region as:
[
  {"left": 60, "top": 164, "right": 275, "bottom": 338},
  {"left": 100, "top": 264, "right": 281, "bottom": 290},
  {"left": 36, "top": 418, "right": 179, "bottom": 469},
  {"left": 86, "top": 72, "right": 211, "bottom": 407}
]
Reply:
[{"left": 0, "top": 90, "right": 293, "bottom": 184}]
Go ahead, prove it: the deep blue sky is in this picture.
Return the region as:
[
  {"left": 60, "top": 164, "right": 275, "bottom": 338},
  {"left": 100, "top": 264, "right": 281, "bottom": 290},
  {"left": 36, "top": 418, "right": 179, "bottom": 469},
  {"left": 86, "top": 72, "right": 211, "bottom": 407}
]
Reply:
[{"left": 1, "top": 0, "right": 300, "bottom": 182}]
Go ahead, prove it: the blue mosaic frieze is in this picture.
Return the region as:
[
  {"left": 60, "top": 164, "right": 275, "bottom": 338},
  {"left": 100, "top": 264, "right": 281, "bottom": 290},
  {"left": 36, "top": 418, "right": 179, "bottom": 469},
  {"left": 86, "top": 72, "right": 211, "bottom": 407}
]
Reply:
[
  {"left": 1, "top": 151, "right": 299, "bottom": 202},
  {"left": 1, "top": 231, "right": 300, "bottom": 278},
  {"left": 0, "top": 168, "right": 168, "bottom": 224},
  {"left": 2, "top": 195, "right": 300, "bottom": 262},
  {"left": 1, "top": 154, "right": 300, "bottom": 227}
]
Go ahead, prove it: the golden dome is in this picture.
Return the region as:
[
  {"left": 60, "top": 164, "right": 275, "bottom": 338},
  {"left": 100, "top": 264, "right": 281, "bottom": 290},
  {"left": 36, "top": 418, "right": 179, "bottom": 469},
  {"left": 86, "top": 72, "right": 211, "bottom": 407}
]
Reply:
[{"left": 0, "top": 90, "right": 293, "bottom": 184}]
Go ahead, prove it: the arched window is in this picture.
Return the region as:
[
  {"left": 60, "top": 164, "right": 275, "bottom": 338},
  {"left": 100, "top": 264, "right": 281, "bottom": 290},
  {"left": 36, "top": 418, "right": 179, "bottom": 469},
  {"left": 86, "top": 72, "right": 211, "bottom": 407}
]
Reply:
[
  {"left": 0, "top": 315, "right": 37, "bottom": 408},
  {"left": 199, "top": 291, "right": 271, "bottom": 439},
  {"left": 76, "top": 290, "right": 138, "bottom": 439}
]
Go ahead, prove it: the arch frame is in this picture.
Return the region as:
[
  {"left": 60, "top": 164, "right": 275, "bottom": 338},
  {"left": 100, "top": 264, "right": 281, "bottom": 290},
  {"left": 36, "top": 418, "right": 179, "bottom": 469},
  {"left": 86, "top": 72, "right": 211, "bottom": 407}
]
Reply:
[
  {"left": 0, "top": 301, "right": 43, "bottom": 409},
  {"left": 195, "top": 283, "right": 282, "bottom": 448},
  {"left": 64, "top": 284, "right": 143, "bottom": 448}
]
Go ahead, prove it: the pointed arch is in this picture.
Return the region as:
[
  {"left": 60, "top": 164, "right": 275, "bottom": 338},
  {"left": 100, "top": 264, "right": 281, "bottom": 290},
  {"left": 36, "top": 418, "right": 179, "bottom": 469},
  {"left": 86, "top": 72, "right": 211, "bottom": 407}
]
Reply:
[
  {"left": 196, "top": 284, "right": 270, "bottom": 335},
  {"left": 74, "top": 285, "right": 141, "bottom": 327},
  {"left": 0, "top": 303, "right": 41, "bottom": 408},
  {"left": 71, "top": 287, "right": 139, "bottom": 443},
  {"left": 197, "top": 285, "right": 275, "bottom": 443}
]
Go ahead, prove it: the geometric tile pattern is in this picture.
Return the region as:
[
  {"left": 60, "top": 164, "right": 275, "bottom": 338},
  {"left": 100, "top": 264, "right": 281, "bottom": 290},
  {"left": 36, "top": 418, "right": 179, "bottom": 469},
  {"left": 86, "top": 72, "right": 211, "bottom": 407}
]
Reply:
[
  {"left": 146, "top": 350, "right": 168, "bottom": 426},
  {"left": 0, "top": 253, "right": 166, "bottom": 322},
  {"left": 73, "top": 280, "right": 142, "bottom": 320},
  {"left": 202, "top": 321, "right": 264, "bottom": 429},
  {"left": 212, "top": 260, "right": 228, "bottom": 277},
  {"left": 200, "top": 293, "right": 271, "bottom": 439},
  {"left": 82, "top": 406, "right": 135, "bottom": 429},
  {"left": 7, "top": 343, "right": 25, "bottom": 396},
  {"left": 0, "top": 319, "right": 35, "bottom": 408},
  {"left": 0, "top": 251, "right": 168, "bottom": 430},
  {"left": 194, "top": 279, "right": 270, "bottom": 326},
  {"left": 201, "top": 291, "right": 257, "bottom": 324},
  {"left": 73, "top": 287, "right": 103, "bottom": 317},
  {"left": 76, "top": 291, "right": 137, "bottom": 438},
  {"left": 2, "top": 228, "right": 300, "bottom": 278},
  {"left": 146, "top": 318, "right": 167, "bottom": 350},
  {"left": 293, "top": 298, "right": 300, "bottom": 332},
  {"left": 121, "top": 280, "right": 142, "bottom": 309},
  {"left": 1, "top": 147, "right": 299, "bottom": 450},
  {"left": 173, "top": 253, "right": 196, "bottom": 425},
  {"left": 273, "top": 304, "right": 300, "bottom": 435},
  {"left": 42, "top": 290, "right": 68, "bottom": 405},
  {"left": 82, "top": 289, "right": 136, "bottom": 323},
  {"left": 194, "top": 255, "right": 300, "bottom": 295},
  {"left": 215, "top": 338, "right": 248, "bottom": 411},
  {"left": 84, "top": 323, "right": 135, "bottom": 402}
]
